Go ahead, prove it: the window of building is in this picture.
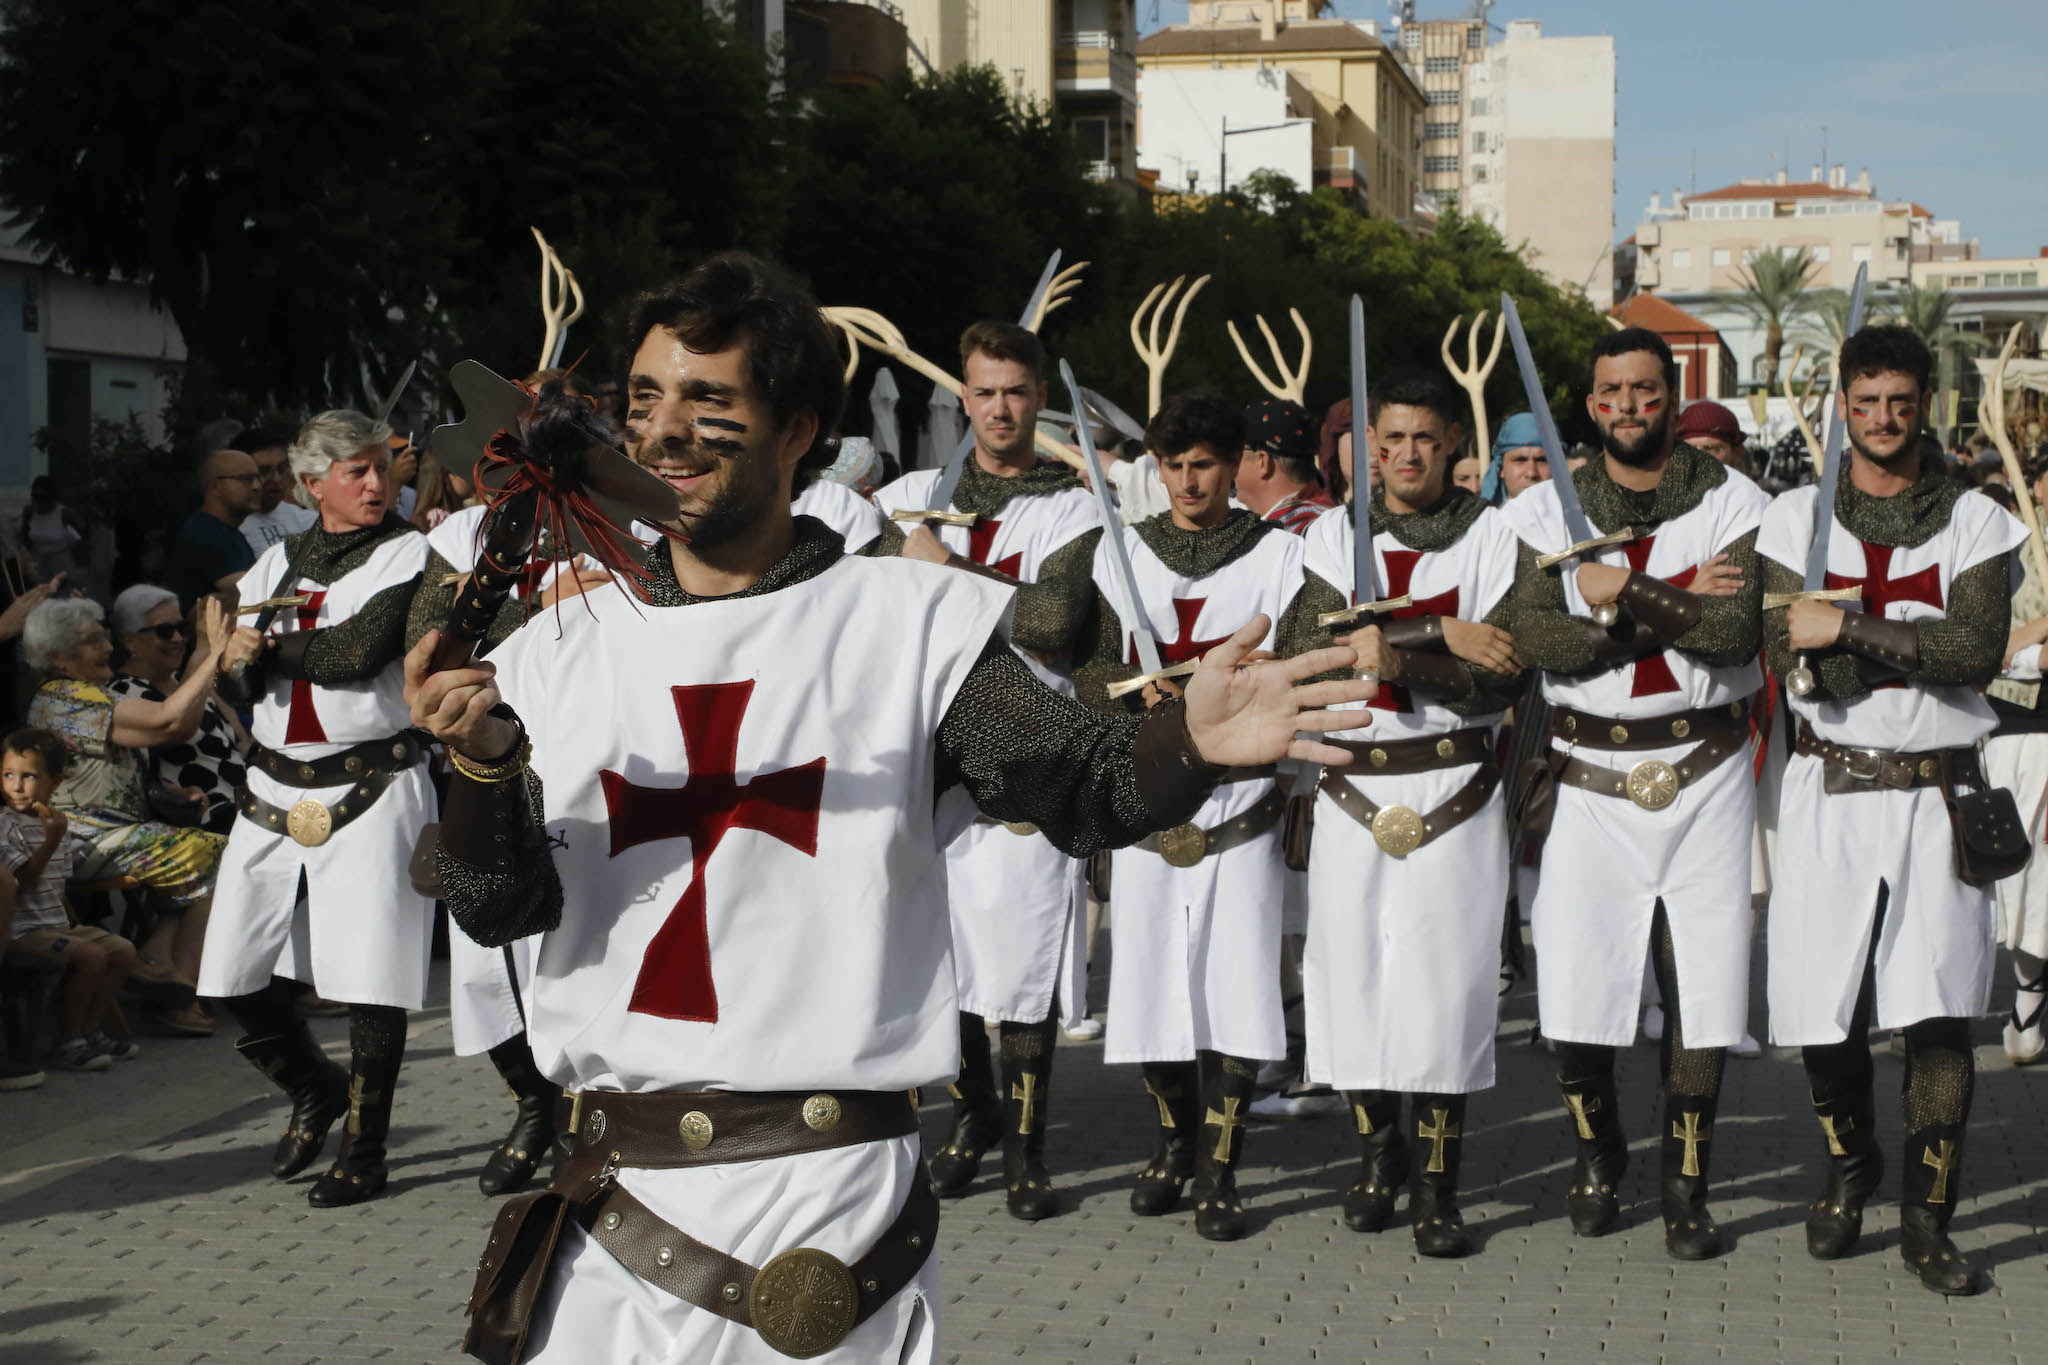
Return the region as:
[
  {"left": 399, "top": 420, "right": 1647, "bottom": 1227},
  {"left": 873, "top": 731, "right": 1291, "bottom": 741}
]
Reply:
[
  {"left": 1426, "top": 88, "right": 1459, "bottom": 106},
  {"left": 1984, "top": 270, "right": 2040, "bottom": 287},
  {"left": 1425, "top": 122, "right": 1458, "bottom": 141},
  {"left": 1469, "top": 96, "right": 1489, "bottom": 116},
  {"left": 1401, "top": 25, "right": 1421, "bottom": 48},
  {"left": 1851, "top": 243, "right": 1872, "bottom": 265},
  {"left": 1425, "top": 155, "right": 1459, "bottom": 174},
  {"left": 1711, "top": 248, "right": 1731, "bottom": 267},
  {"left": 1671, "top": 249, "right": 1692, "bottom": 269},
  {"left": 1471, "top": 131, "right": 1486, "bottom": 152},
  {"left": 1073, "top": 117, "right": 1108, "bottom": 163},
  {"left": 1740, "top": 247, "right": 1760, "bottom": 264},
  {"left": 1466, "top": 26, "right": 1483, "bottom": 48},
  {"left": 1425, "top": 56, "right": 1459, "bottom": 73},
  {"left": 1471, "top": 162, "right": 1488, "bottom": 182},
  {"left": 1812, "top": 245, "right": 1831, "bottom": 262}
]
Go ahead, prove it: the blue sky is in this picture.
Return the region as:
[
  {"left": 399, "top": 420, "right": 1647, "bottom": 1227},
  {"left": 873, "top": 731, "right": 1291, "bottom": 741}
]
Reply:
[{"left": 1148, "top": 1, "right": 2048, "bottom": 258}]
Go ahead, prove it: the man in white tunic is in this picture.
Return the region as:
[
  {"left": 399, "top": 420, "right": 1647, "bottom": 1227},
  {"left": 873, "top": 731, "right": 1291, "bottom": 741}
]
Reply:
[
  {"left": 1283, "top": 368, "right": 1522, "bottom": 1257},
  {"left": 1077, "top": 394, "right": 1307, "bottom": 1242},
  {"left": 1761, "top": 325, "right": 2023, "bottom": 1295},
  {"left": 875, "top": 321, "right": 1101, "bottom": 1221},
  {"left": 406, "top": 253, "right": 1375, "bottom": 1364},
  {"left": 202, "top": 410, "right": 437, "bottom": 1206},
  {"left": 1504, "top": 327, "right": 1769, "bottom": 1260}
]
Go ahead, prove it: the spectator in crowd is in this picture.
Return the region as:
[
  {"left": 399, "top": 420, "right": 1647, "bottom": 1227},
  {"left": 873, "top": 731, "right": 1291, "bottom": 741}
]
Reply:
[
  {"left": 232, "top": 427, "right": 316, "bottom": 555},
  {"left": 1675, "top": 400, "right": 1752, "bottom": 475},
  {"left": 22, "top": 597, "right": 235, "bottom": 1016},
  {"left": 107, "top": 586, "right": 249, "bottom": 838},
  {"left": 20, "top": 476, "right": 86, "bottom": 583},
  {"left": 1318, "top": 398, "right": 1379, "bottom": 503},
  {"left": 0, "top": 727, "right": 141, "bottom": 1070},
  {"left": 1451, "top": 452, "right": 1484, "bottom": 494},
  {"left": 1480, "top": 412, "right": 1553, "bottom": 503},
  {"left": 410, "top": 459, "right": 476, "bottom": 532},
  {"left": 170, "top": 450, "right": 261, "bottom": 609},
  {"left": 386, "top": 433, "right": 421, "bottom": 524},
  {"left": 1238, "top": 399, "right": 1332, "bottom": 533}
]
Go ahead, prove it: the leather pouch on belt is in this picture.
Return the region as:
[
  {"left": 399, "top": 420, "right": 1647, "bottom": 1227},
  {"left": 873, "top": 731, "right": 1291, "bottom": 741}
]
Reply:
[
  {"left": 1282, "top": 792, "right": 1313, "bottom": 872},
  {"left": 1511, "top": 751, "right": 1563, "bottom": 841},
  {"left": 463, "top": 1189, "right": 570, "bottom": 1365},
  {"left": 1941, "top": 751, "right": 2029, "bottom": 887}
]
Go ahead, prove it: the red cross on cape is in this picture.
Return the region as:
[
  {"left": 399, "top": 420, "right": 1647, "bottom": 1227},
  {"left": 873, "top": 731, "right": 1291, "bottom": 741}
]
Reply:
[
  {"left": 966, "top": 520, "right": 1022, "bottom": 579},
  {"left": 1367, "top": 547, "right": 1459, "bottom": 713},
  {"left": 282, "top": 592, "right": 330, "bottom": 744},
  {"left": 1619, "top": 535, "right": 1696, "bottom": 698},
  {"left": 1130, "top": 597, "right": 1232, "bottom": 668}
]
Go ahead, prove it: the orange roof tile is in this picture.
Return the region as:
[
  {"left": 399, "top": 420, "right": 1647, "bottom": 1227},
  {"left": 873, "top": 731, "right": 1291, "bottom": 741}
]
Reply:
[
  {"left": 1685, "top": 181, "right": 1870, "bottom": 202},
  {"left": 1611, "top": 293, "right": 1719, "bottom": 336}
]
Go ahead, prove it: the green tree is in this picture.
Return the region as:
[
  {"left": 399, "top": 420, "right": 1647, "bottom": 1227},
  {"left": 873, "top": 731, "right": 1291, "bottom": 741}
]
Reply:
[
  {"left": 1889, "top": 281, "right": 1985, "bottom": 358},
  {"left": 1725, "top": 246, "right": 1823, "bottom": 391}
]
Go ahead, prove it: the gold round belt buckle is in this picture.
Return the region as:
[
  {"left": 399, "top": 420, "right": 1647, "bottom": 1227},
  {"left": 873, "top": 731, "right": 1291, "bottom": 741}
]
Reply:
[
  {"left": 748, "top": 1246, "right": 859, "bottom": 1358},
  {"left": 1001, "top": 820, "right": 1039, "bottom": 837},
  {"left": 1626, "top": 759, "right": 1680, "bottom": 811},
  {"left": 801, "top": 1094, "right": 842, "bottom": 1132},
  {"left": 1155, "top": 822, "right": 1208, "bottom": 867},
  {"left": 1370, "top": 804, "right": 1424, "bottom": 856},
  {"left": 678, "top": 1110, "right": 715, "bottom": 1151},
  {"left": 285, "top": 798, "right": 332, "bottom": 847}
]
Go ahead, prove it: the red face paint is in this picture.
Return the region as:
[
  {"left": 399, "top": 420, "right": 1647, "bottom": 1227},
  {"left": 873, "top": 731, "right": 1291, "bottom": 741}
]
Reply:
[
  {"left": 1597, "top": 403, "right": 1616, "bottom": 414},
  {"left": 1641, "top": 396, "right": 1664, "bottom": 413}
]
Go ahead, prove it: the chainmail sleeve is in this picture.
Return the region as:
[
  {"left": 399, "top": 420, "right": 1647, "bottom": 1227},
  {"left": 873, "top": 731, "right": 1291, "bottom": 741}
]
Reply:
[
  {"left": 436, "top": 764, "right": 563, "bottom": 948},
  {"left": 1911, "top": 554, "right": 2010, "bottom": 686},
  {"left": 1009, "top": 528, "right": 1103, "bottom": 655},
  {"left": 1509, "top": 541, "right": 1608, "bottom": 675},
  {"left": 936, "top": 633, "right": 1216, "bottom": 856},
  {"left": 403, "top": 551, "right": 531, "bottom": 656},
  {"left": 1668, "top": 529, "right": 1764, "bottom": 667},
  {"left": 1275, "top": 570, "right": 1349, "bottom": 687},
  {"left": 280, "top": 576, "right": 420, "bottom": 685},
  {"left": 1071, "top": 587, "right": 1136, "bottom": 714},
  {"left": 1444, "top": 593, "right": 1524, "bottom": 717},
  {"left": 867, "top": 519, "right": 906, "bottom": 558},
  {"left": 1761, "top": 554, "right": 1868, "bottom": 702}
]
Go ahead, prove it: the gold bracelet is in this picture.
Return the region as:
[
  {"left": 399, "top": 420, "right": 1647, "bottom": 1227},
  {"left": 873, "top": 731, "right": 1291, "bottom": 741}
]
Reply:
[{"left": 450, "top": 738, "right": 530, "bottom": 784}]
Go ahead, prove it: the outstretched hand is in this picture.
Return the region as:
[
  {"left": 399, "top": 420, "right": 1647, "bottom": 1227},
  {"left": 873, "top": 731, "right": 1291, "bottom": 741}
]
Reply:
[{"left": 1182, "top": 615, "right": 1376, "bottom": 768}]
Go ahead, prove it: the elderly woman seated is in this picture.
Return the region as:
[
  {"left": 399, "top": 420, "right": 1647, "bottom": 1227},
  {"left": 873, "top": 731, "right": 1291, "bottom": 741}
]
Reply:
[
  {"left": 108, "top": 585, "right": 251, "bottom": 837},
  {"left": 22, "top": 595, "right": 234, "bottom": 1031}
]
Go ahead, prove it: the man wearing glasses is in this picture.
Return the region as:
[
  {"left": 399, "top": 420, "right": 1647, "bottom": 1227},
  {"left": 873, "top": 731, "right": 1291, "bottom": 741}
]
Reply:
[
  {"left": 231, "top": 427, "right": 317, "bottom": 555},
  {"left": 170, "top": 447, "right": 262, "bottom": 609}
]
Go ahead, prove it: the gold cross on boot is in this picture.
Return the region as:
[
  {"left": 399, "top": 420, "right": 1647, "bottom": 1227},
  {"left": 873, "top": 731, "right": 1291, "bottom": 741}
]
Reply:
[
  {"left": 1565, "top": 1092, "right": 1601, "bottom": 1141},
  {"left": 1352, "top": 1100, "right": 1376, "bottom": 1135},
  {"left": 1672, "top": 1110, "right": 1709, "bottom": 1178},
  {"left": 1418, "top": 1108, "right": 1460, "bottom": 1175},
  {"left": 1205, "top": 1096, "right": 1244, "bottom": 1162},
  {"left": 1146, "top": 1078, "right": 1179, "bottom": 1128},
  {"left": 1922, "top": 1139, "right": 1956, "bottom": 1204},
  {"left": 346, "top": 1075, "right": 381, "bottom": 1138},
  {"left": 1818, "top": 1112, "right": 1853, "bottom": 1158},
  {"left": 1010, "top": 1073, "right": 1039, "bottom": 1136}
]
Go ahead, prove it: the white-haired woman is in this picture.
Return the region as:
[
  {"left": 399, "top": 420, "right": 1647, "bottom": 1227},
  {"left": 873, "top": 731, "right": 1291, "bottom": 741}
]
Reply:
[
  {"left": 23, "top": 595, "right": 236, "bottom": 1009},
  {"left": 108, "top": 585, "right": 250, "bottom": 836}
]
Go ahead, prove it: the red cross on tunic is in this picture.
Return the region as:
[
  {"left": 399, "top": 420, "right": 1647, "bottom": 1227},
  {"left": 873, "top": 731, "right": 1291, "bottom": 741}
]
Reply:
[
  {"left": 1129, "top": 597, "right": 1232, "bottom": 668},
  {"left": 1618, "top": 535, "right": 1697, "bottom": 698},
  {"left": 1367, "top": 547, "right": 1460, "bottom": 713},
  {"left": 281, "top": 591, "right": 330, "bottom": 744},
  {"left": 600, "top": 681, "right": 827, "bottom": 1022},
  {"left": 1825, "top": 541, "right": 1943, "bottom": 692},
  {"left": 966, "top": 520, "right": 1022, "bottom": 580},
  {"left": 515, "top": 556, "right": 553, "bottom": 601}
]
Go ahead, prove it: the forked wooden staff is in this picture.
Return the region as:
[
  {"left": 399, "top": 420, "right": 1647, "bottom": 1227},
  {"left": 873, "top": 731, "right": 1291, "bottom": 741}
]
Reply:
[
  {"left": 531, "top": 227, "right": 585, "bottom": 373},
  {"left": 1227, "top": 308, "right": 1311, "bottom": 405},
  {"left": 1130, "top": 274, "right": 1210, "bottom": 418},
  {"left": 822, "top": 305, "right": 1083, "bottom": 470},
  {"left": 1027, "top": 260, "right": 1089, "bottom": 334},
  {"left": 1441, "top": 311, "right": 1505, "bottom": 460},
  {"left": 1778, "top": 344, "right": 1828, "bottom": 470},
  {"left": 1983, "top": 322, "right": 2048, "bottom": 590}
]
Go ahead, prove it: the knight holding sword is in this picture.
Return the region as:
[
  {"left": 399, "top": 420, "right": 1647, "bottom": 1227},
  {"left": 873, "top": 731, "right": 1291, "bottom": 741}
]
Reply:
[{"left": 1500, "top": 319, "right": 1770, "bottom": 1260}]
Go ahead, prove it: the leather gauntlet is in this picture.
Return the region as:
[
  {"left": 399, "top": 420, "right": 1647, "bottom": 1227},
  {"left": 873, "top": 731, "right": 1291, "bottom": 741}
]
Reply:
[
  {"left": 1614, "top": 570, "right": 1703, "bottom": 640},
  {"left": 1582, "top": 616, "right": 1666, "bottom": 668},
  {"left": 1381, "top": 615, "right": 1447, "bottom": 652},
  {"left": 1131, "top": 697, "right": 1227, "bottom": 830},
  {"left": 439, "top": 705, "right": 535, "bottom": 874},
  {"left": 1381, "top": 645, "right": 1471, "bottom": 696},
  {"left": 1836, "top": 611, "right": 1919, "bottom": 677}
]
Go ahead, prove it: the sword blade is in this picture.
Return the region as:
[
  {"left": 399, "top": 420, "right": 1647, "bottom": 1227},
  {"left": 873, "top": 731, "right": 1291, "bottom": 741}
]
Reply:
[
  {"left": 1018, "top": 249, "right": 1063, "bottom": 332},
  {"left": 374, "top": 359, "right": 418, "bottom": 427},
  {"left": 1500, "top": 292, "right": 1600, "bottom": 548},
  {"left": 1802, "top": 262, "right": 1871, "bottom": 591},
  {"left": 1348, "top": 295, "right": 1383, "bottom": 606},
  {"left": 1061, "top": 358, "right": 1164, "bottom": 677}
]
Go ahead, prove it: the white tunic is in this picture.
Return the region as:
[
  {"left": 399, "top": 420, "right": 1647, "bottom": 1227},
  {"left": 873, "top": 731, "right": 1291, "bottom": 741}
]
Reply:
[
  {"left": 488, "top": 552, "right": 1008, "bottom": 1364},
  {"left": 791, "top": 478, "right": 886, "bottom": 553},
  {"left": 199, "top": 528, "right": 438, "bottom": 1009},
  {"left": 874, "top": 467, "right": 1099, "bottom": 1023},
  {"left": 1094, "top": 519, "right": 1304, "bottom": 1063},
  {"left": 1298, "top": 503, "right": 1517, "bottom": 1093},
  {"left": 1759, "top": 486, "right": 2025, "bottom": 1044},
  {"left": 1503, "top": 470, "right": 1772, "bottom": 1048}
]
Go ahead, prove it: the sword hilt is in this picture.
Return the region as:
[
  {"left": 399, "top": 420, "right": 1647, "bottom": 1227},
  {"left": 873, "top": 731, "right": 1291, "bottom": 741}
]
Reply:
[
  {"left": 1104, "top": 658, "right": 1200, "bottom": 701},
  {"left": 1534, "top": 527, "right": 1640, "bottom": 572},
  {"left": 1316, "top": 594, "right": 1416, "bottom": 630},
  {"left": 887, "top": 508, "right": 977, "bottom": 527},
  {"left": 1762, "top": 586, "right": 1862, "bottom": 610},
  {"left": 236, "top": 593, "right": 314, "bottom": 616}
]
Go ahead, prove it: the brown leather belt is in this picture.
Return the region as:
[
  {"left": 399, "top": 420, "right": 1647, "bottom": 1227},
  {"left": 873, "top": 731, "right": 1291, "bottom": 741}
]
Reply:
[
  {"left": 559, "top": 1088, "right": 917, "bottom": 1184},
  {"left": 1326, "top": 725, "right": 1494, "bottom": 775},
  {"left": 1139, "top": 786, "right": 1285, "bottom": 868},
  {"left": 1794, "top": 719, "right": 1949, "bottom": 794},
  {"left": 1321, "top": 762, "right": 1500, "bottom": 856},
  {"left": 246, "top": 731, "right": 427, "bottom": 786},
  {"left": 1550, "top": 702, "right": 1750, "bottom": 812}
]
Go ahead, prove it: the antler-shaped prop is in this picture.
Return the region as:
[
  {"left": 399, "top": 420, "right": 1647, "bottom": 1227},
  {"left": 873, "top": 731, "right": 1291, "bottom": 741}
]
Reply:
[
  {"left": 531, "top": 227, "right": 586, "bottom": 373},
  {"left": 1778, "top": 345, "right": 1827, "bottom": 469},
  {"left": 823, "top": 305, "right": 1082, "bottom": 471},
  {"left": 1130, "top": 274, "right": 1211, "bottom": 418},
  {"left": 1027, "top": 261, "right": 1090, "bottom": 333},
  {"left": 1984, "top": 323, "right": 2048, "bottom": 591},
  {"left": 1441, "top": 311, "right": 1506, "bottom": 460},
  {"left": 1226, "top": 308, "right": 1312, "bottom": 405}
]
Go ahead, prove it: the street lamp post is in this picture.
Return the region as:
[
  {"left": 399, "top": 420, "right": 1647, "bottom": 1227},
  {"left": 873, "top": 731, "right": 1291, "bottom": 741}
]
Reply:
[{"left": 1216, "top": 115, "right": 1314, "bottom": 271}]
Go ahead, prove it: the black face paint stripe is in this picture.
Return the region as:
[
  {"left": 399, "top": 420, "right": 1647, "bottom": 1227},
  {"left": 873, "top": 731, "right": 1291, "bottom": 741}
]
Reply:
[{"left": 694, "top": 417, "right": 749, "bottom": 434}]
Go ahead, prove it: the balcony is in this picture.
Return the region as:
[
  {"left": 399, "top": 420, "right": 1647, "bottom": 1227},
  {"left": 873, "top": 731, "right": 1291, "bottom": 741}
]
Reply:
[
  {"left": 1318, "top": 146, "right": 1368, "bottom": 206},
  {"left": 1056, "top": 30, "right": 1137, "bottom": 98}
]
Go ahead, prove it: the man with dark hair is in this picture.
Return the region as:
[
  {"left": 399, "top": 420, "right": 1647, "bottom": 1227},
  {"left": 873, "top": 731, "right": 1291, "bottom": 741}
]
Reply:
[
  {"left": 1760, "top": 324, "right": 2022, "bottom": 1295},
  {"left": 231, "top": 426, "right": 317, "bottom": 554},
  {"left": 170, "top": 448, "right": 261, "bottom": 608},
  {"left": 1075, "top": 392, "right": 1309, "bottom": 1242},
  {"left": 406, "top": 256, "right": 1373, "bottom": 1360},
  {"left": 1238, "top": 399, "right": 1331, "bottom": 534},
  {"left": 1280, "top": 365, "right": 1522, "bottom": 1255},
  {"left": 873, "top": 318, "right": 1104, "bottom": 1222},
  {"left": 1503, "top": 323, "right": 1769, "bottom": 1259}
]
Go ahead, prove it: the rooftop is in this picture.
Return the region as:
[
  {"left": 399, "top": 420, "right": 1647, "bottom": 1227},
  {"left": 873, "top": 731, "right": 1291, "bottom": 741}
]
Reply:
[
  {"left": 1137, "top": 20, "right": 1392, "bottom": 58},
  {"left": 1685, "top": 181, "right": 1872, "bottom": 203},
  {"left": 1612, "top": 292, "right": 1718, "bottom": 335}
]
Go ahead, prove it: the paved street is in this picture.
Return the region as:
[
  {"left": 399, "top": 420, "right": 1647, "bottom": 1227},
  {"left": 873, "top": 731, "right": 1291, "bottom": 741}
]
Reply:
[{"left": 3, "top": 941, "right": 2045, "bottom": 1365}]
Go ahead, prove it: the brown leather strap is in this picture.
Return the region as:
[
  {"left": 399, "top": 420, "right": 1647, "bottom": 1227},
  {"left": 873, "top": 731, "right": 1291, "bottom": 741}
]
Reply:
[
  {"left": 558, "top": 1090, "right": 917, "bottom": 1185},
  {"left": 246, "top": 731, "right": 427, "bottom": 787},
  {"left": 573, "top": 1166, "right": 939, "bottom": 1349},
  {"left": 1793, "top": 719, "right": 1948, "bottom": 794},
  {"left": 1319, "top": 763, "right": 1500, "bottom": 853},
  {"left": 1138, "top": 786, "right": 1284, "bottom": 862},
  {"left": 1554, "top": 723, "right": 1749, "bottom": 806},
  {"left": 1548, "top": 699, "right": 1749, "bottom": 751},
  {"left": 1326, "top": 726, "right": 1494, "bottom": 776},
  {"left": 235, "top": 770, "right": 401, "bottom": 841}
]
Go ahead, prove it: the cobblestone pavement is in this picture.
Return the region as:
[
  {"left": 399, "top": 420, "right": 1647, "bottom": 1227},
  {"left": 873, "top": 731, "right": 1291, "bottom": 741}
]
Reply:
[{"left": 3, "top": 940, "right": 2045, "bottom": 1365}]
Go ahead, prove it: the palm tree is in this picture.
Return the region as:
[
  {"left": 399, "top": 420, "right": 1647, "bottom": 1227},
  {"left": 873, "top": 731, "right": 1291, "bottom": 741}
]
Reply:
[
  {"left": 1725, "top": 246, "right": 1824, "bottom": 391},
  {"left": 1890, "top": 281, "right": 1986, "bottom": 357},
  {"left": 1793, "top": 287, "right": 1891, "bottom": 359}
]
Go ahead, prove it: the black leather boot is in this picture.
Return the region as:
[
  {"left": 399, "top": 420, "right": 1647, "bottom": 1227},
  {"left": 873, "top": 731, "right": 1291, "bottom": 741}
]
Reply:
[
  {"left": 1899, "top": 1124, "right": 1987, "bottom": 1295},
  {"left": 223, "top": 978, "right": 352, "bottom": 1183},
  {"left": 1805, "top": 1088, "right": 1883, "bottom": 1259},
  {"left": 1130, "top": 1062, "right": 1197, "bottom": 1215},
  {"left": 478, "top": 1033, "right": 558, "bottom": 1197},
  {"left": 928, "top": 1012, "right": 1001, "bottom": 1198},
  {"left": 999, "top": 1017, "right": 1058, "bottom": 1222},
  {"left": 1408, "top": 1093, "right": 1471, "bottom": 1257},
  {"left": 1660, "top": 1094, "right": 1725, "bottom": 1259},
  {"left": 309, "top": 1005, "right": 405, "bottom": 1208},
  {"left": 1339, "top": 1090, "right": 1406, "bottom": 1233},
  {"left": 1191, "top": 1052, "right": 1254, "bottom": 1242},
  {"left": 1559, "top": 1071, "right": 1628, "bottom": 1236}
]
